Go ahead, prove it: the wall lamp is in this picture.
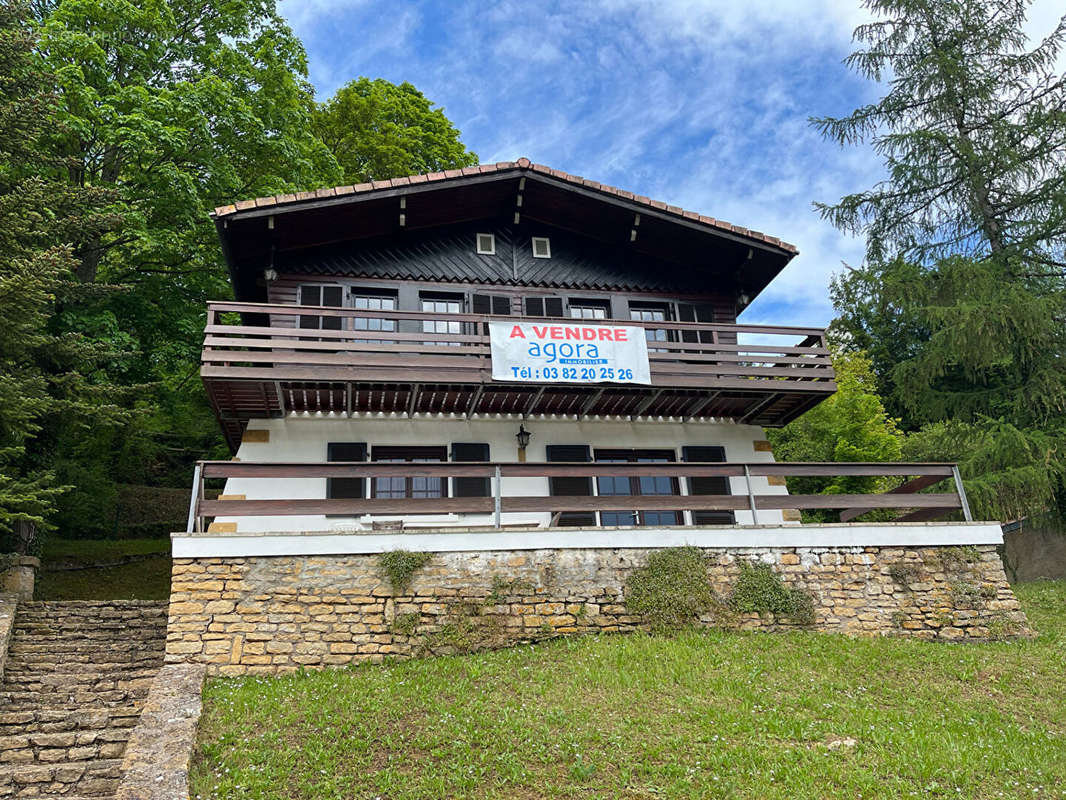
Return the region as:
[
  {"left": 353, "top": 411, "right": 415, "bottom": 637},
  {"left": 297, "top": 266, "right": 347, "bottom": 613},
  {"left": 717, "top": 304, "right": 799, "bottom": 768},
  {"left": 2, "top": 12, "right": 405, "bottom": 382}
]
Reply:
[{"left": 515, "top": 424, "right": 532, "bottom": 462}]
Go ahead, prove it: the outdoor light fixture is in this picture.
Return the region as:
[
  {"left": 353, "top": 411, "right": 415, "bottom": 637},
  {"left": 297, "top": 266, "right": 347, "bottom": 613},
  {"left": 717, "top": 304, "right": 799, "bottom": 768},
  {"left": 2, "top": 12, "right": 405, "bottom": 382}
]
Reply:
[{"left": 515, "top": 424, "right": 532, "bottom": 450}]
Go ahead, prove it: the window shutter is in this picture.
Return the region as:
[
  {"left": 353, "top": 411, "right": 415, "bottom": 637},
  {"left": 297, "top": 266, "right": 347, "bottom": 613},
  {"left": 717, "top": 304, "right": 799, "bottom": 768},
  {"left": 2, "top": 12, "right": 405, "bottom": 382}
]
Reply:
[
  {"left": 472, "top": 294, "right": 491, "bottom": 315},
  {"left": 525, "top": 297, "right": 544, "bottom": 317},
  {"left": 327, "top": 442, "right": 366, "bottom": 500},
  {"left": 452, "top": 442, "right": 490, "bottom": 498},
  {"left": 321, "top": 286, "right": 343, "bottom": 330},
  {"left": 545, "top": 445, "right": 595, "bottom": 527},
  {"left": 544, "top": 297, "right": 564, "bottom": 317},
  {"left": 682, "top": 446, "right": 733, "bottom": 525},
  {"left": 491, "top": 295, "right": 511, "bottom": 316},
  {"left": 299, "top": 285, "right": 320, "bottom": 329}
]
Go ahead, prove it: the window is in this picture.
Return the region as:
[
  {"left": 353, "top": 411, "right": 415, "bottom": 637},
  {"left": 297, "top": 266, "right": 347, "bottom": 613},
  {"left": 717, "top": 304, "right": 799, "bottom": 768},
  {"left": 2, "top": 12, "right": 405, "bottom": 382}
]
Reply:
[
  {"left": 595, "top": 449, "right": 680, "bottom": 527},
  {"left": 299, "top": 284, "right": 343, "bottom": 331},
  {"left": 568, "top": 299, "right": 609, "bottom": 320},
  {"left": 476, "top": 233, "right": 496, "bottom": 255},
  {"left": 683, "top": 446, "right": 734, "bottom": 525},
  {"left": 352, "top": 291, "right": 397, "bottom": 333},
  {"left": 421, "top": 293, "right": 463, "bottom": 346},
  {"left": 629, "top": 302, "right": 672, "bottom": 351},
  {"left": 524, "top": 296, "right": 565, "bottom": 317},
  {"left": 531, "top": 237, "right": 551, "bottom": 258},
  {"left": 327, "top": 442, "right": 366, "bottom": 503},
  {"left": 451, "top": 443, "right": 490, "bottom": 498},
  {"left": 371, "top": 446, "right": 447, "bottom": 499}
]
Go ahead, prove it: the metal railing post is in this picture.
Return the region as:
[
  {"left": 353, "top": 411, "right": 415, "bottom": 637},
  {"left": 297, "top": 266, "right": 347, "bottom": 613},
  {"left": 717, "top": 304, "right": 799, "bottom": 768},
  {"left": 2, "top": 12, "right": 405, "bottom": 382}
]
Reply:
[
  {"left": 743, "top": 464, "right": 758, "bottom": 525},
  {"left": 187, "top": 462, "right": 204, "bottom": 533},
  {"left": 951, "top": 465, "right": 974, "bottom": 521},
  {"left": 494, "top": 465, "right": 502, "bottom": 529}
]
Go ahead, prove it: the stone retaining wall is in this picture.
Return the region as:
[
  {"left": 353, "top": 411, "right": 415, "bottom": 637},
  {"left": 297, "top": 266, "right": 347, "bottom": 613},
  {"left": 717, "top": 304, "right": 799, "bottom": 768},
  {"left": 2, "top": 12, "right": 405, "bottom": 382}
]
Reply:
[{"left": 165, "top": 545, "right": 1030, "bottom": 675}]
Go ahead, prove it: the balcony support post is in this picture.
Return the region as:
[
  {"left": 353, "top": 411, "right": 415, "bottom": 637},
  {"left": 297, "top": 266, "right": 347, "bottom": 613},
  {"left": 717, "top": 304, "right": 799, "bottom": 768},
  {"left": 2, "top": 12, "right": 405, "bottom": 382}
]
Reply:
[
  {"left": 524, "top": 385, "right": 546, "bottom": 417},
  {"left": 407, "top": 384, "right": 421, "bottom": 417},
  {"left": 467, "top": 384, "right": 485, "bottom": 419},
  {"left": 743, "top": 464, "right": 758, "bottom": 526},
  {"left": 494, "top": 465, "right": 502, "bottom": 529},
  {"left": 952, "top": 465, "right": 973, "bottom": 521}
]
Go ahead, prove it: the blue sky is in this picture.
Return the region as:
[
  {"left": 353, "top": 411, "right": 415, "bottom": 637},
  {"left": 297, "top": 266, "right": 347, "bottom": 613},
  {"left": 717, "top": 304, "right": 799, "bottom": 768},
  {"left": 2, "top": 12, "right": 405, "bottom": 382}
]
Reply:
[{"left": 278, "top": 0, "right": 1064, "bottom": 328}]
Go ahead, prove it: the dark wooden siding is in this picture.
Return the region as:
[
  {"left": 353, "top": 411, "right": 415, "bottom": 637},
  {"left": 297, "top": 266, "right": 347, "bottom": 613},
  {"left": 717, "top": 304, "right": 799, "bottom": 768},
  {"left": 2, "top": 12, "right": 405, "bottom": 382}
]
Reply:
[{"left": 274, "top": 221, "right": 741, "bottom": 296}]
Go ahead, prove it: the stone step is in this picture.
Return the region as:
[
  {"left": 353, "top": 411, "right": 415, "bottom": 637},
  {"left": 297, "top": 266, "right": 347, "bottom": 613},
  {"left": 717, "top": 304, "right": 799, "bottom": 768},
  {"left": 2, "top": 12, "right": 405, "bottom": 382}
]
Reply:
[
  {"left": 0, "top": 757, "right": 123, "bottom": 797},
  {"left": 3, "top": 657, "right": 164, "bottom": 676},
  {"left": 0, "top": 689, "right": 146, "bottom": 711},
  {"left": 0, "top": 709, "right": 140, "bottom": 737},
  {"left": 0, "top": 727, "right": 130, "bottom": 765}
]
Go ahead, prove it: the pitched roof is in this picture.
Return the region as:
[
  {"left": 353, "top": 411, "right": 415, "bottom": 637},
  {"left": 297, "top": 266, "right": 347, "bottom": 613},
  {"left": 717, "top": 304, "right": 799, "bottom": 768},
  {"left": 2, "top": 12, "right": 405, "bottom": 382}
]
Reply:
[{"left": 212, "top": 157, "right": 797, "bottom": 255}]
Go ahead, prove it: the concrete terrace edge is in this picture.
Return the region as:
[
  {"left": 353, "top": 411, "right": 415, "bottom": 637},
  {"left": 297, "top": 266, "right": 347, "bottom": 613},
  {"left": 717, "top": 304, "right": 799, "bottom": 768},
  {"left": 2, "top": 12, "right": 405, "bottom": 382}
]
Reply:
[
  {"left": 114, "top": 663, "right": 207, "bottom": 800},
  {"left": 172, "top": 522, "right": 1004, "bottom": 558}
]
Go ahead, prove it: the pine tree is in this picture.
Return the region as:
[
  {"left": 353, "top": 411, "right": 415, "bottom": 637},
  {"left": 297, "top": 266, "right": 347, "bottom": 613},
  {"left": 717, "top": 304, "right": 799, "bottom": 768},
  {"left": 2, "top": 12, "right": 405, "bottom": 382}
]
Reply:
[
  {"left": 0, "top": 1, "right": 126, "bottom": 553},
  {"left": 815, "top": 0, "right": 1066, "bottom": 521}
]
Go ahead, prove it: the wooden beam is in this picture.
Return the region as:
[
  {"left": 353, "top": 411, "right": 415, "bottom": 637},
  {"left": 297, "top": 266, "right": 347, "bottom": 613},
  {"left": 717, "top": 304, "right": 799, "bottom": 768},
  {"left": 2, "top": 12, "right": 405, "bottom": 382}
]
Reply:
[
  {"left": 524, "top": 384, "right": 547, "bottom": 417},
  {"left": 579, "top": 388, "right": 605, "bottom": 417},
  {"left": 683, "top": 391, "right": 720, "bottom": 420},
  {"left": 407, "top": 384, "right": 420, "bottom": 416},
  {"left": 839, "top": 473, "right": 948, "bottom": 522},
  {"left": 740, "top": 393, "right": 780, "bottom": 424},
  {"left": 466, "top": 384, "right": 485, "bottom": 419},
  {"left": 631, "top": 388, "right": 664, "bottom": 419}
]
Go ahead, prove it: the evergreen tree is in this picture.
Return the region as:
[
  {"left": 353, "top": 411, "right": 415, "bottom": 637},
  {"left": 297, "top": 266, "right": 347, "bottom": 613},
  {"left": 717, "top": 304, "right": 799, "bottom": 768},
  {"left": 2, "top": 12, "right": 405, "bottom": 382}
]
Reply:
[
  {"left": 815, "top": 0, "right": 1066, "bottom": 521},
  {"left": 0, "top": 1, "right": 127, "bottom": 552}
]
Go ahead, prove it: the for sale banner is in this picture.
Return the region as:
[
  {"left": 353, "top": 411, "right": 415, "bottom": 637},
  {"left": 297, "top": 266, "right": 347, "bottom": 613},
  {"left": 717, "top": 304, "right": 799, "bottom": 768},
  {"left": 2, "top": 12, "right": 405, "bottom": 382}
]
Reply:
[{"left": 489, "top": 321, "right": 652, "bottom": 385}]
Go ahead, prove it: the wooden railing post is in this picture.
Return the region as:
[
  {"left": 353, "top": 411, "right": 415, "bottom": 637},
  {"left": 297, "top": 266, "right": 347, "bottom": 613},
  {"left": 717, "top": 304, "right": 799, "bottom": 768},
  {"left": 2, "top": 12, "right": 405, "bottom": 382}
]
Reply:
[
  {"left": 743, "top": 464, "right": 758, "bottom": 525},
  {"left": 952, "top": 465, "right": 973, "bottom": 521},
  {"left": 187, "top": 462, "right": 204, "bottom": 533},
  {"left": 493, "top": 465, "right": 502, "bottom": 529}
]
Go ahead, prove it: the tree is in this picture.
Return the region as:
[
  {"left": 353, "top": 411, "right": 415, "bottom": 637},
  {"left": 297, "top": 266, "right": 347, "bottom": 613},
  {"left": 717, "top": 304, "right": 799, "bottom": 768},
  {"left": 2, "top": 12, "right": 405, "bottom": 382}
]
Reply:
[
  {"left": 0, "top": 1, "right": 128, "bottom": 553},
  {"left": 815, "top": 0, "right": 1066, "bottom": 521},
  {"left": 767, "top": 351, "right": 903, "bottom": 521},
  {"left": 313, "top": 78, "right": 477, "bottom": 184}
]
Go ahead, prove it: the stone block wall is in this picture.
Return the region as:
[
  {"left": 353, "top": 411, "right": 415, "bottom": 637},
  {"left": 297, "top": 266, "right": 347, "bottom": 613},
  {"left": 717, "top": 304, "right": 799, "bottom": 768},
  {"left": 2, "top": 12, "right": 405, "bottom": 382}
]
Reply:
[{"left": 166, "top": 545, "right": 1030, "bottom": 676}]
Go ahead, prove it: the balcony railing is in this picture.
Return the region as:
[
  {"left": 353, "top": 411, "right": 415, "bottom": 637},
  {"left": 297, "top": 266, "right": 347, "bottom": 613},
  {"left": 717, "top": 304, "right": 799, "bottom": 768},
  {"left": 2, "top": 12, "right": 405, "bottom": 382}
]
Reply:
[
  {"left": 200, "top": 301, "right": 838, "bottom": 446},
  {"left": 187, "top": 461, "right": 973, "bottom": 532}
]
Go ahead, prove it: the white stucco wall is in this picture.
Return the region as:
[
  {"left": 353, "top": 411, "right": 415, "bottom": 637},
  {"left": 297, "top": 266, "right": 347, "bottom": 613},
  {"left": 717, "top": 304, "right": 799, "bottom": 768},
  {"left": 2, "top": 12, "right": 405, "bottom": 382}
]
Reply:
[{"left": 213, "top": 414, "right": 786, "bottom": 532}]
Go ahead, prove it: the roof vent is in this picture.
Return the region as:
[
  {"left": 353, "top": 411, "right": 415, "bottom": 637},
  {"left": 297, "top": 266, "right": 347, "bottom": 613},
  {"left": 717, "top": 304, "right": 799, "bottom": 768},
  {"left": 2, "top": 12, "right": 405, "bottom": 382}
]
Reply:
[
  {"left": 531, "top": 236, "right": 551, "bottom": 259},
  {"left": 476, "top": 233, "right": 496, "bottom": 255}
]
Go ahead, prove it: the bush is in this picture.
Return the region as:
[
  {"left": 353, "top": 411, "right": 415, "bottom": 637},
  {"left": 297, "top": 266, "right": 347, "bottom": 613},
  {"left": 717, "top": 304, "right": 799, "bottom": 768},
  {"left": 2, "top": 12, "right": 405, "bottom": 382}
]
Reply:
[
  {"left": 378, "top": 550, "right": 432, "bottom": 595},
  {"left": 730, "top": 561, "right": 815, "bottom": 625},
  {"left": 625, "top": 546, "right": 717, "bottom": 628}
]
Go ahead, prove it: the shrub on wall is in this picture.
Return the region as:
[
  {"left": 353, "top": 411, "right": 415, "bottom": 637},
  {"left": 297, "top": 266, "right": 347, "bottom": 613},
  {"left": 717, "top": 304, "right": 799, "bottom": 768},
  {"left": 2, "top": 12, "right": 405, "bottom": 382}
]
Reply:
[
  {"left": 624, "top": 546, "right": 719, "bottom": 628},
  {"left": 730, "top": 561, "right": 815, "bottom": 625},
  {"left": 378, "top": 550, "right": 432, "bottom": 595}
]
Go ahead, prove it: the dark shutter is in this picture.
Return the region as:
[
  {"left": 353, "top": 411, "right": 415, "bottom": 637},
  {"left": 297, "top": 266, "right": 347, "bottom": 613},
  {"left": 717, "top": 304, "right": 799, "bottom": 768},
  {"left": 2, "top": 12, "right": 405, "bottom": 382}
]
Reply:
[
  {"left": 321, "top": 286, "right": 343, "bottom": 331},
  {"left": 327, "top": 442, "right": 366, "bottom": 500},
  {"left": 299, "top": 285, "right": 320, "bottom": 329},
  {"left": 525, "top": 297, "right": 565, "bottom": 317},
  {"left": 492, "top": 295, "right": 511, "bottom": 315},
  {"left": 546, "top": 445, "right": 595, "bottom": 527},
  {"left": 452, "top": 443, "right": 490, "bottom": 498},
  {"left": 683, "top": 446, "right": 733, "bottom": 525},
  {"left": 472, "top": 294, "right": 491, "bottom": 315}
]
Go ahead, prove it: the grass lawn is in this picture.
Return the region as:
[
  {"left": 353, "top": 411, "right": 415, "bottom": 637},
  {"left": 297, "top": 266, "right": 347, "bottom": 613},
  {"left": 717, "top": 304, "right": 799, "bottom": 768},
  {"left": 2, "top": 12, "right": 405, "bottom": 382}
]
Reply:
[
  {"left": 192, "top": 581, "right": 1066, "bottom": 800},
  {"left": 34, "top": 537, "right": 172, "bottom": 601}
]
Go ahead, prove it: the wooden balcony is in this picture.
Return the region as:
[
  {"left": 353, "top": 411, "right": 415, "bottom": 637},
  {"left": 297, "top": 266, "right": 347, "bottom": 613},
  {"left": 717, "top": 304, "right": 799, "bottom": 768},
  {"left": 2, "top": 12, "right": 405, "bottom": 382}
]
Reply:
[
  {"left": 202, "top": 301, "right": 837, "bottom": 449},
  {"left": 188, "top": 461, "right": 973, "bottom": 531}
]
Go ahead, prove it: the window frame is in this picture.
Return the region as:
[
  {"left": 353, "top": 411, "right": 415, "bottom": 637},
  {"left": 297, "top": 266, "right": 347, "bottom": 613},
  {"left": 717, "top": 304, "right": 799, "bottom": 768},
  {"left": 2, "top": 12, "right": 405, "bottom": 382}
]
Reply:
[
  {"left": 370, "top": 445, "right": 449, "bottom": 500},
  {"left": 476, "top": 233, "right": 496, "bottom": 255}
]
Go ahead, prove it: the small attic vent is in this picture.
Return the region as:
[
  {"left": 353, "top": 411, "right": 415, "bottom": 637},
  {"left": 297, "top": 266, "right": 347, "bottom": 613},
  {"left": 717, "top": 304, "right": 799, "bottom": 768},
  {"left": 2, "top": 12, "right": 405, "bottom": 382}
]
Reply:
[
  {"left": 476, "top": 233, "right": 496, "bottom": 255},
  {"left": 531, "top": 236, "right": 551, "bottom": 258}
]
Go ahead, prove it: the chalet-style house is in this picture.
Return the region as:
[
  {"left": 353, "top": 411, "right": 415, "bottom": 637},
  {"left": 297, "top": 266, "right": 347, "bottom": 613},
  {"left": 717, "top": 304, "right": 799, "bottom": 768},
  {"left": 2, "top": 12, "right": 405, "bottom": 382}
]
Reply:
[
  {"left": 163, "top": 160, "right": 1024, "bottom": 674},
  {"left": 183, "top": 158, "right": 991, "bottom": 547}
]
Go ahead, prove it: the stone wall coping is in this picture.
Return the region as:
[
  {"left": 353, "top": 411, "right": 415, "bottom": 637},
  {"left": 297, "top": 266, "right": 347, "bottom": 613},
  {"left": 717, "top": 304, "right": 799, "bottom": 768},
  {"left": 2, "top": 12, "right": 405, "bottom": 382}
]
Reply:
[
  {"left": 114, "top": 663, "right": 206, "bottom": 800},
  {"left": 172, "top": 522, "right": 1003, "bottom": 558},
  {"left": 0, "top": 593, "right": 17, "bottom": 682}
]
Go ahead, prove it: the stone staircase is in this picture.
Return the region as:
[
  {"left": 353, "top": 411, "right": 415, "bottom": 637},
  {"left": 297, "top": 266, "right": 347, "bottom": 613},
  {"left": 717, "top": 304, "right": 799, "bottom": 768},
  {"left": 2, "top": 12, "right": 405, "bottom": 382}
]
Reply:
[{"left": 0, "top": 601, "right": 168, "bottom": 799}]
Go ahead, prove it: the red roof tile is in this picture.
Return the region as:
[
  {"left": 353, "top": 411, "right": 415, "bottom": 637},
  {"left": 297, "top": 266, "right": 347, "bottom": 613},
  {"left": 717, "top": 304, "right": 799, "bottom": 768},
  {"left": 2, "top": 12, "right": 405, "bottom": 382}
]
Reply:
[{"left": 212, "top": 159, "right": 797, "bottom": 254}]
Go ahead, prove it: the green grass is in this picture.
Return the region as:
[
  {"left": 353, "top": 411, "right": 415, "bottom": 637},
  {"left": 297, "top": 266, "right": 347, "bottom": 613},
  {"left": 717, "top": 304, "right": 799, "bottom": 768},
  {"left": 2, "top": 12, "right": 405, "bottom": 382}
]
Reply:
[
  {"left": 34, "top": 537, "right": 171, "bottom": 601},
  {"left": 192, "top": 581, "right": 1066, "bottom": 800}
]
